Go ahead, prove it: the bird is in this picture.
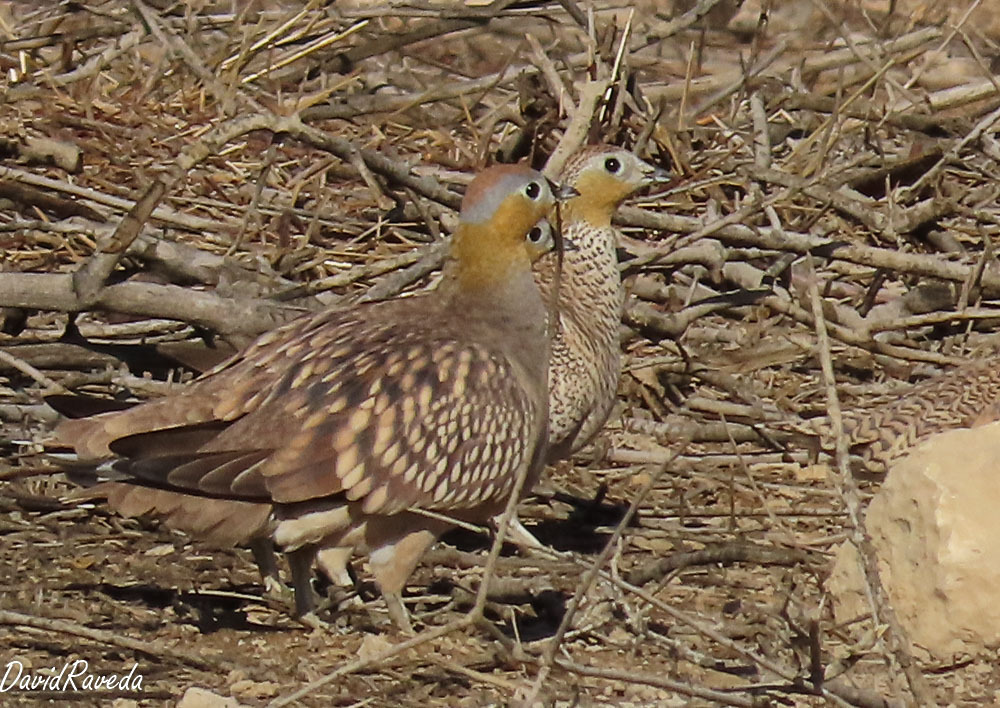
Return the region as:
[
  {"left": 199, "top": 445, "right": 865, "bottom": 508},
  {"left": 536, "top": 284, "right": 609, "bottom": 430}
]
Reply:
[
  {"left": 479, "top": 145, "right": 669, "bottom": 552},
  {"left": 538, "top": 145, "right": 671, "bottom": 461},
  {"left": 53, "top": 163, "right": 569, "bottom": 630},
  {"left": 804, "top": 356, "right": 1000, "bottom": 475}
]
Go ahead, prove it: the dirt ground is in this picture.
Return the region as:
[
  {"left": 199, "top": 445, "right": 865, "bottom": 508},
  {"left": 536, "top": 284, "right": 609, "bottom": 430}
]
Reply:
[{"left": 4, "top": 1, "right": 1000, "bottom": 705}]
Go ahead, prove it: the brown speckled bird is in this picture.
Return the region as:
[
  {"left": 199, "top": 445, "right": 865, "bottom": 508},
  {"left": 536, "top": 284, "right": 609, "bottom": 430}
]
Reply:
[
  {"left": 538, "top": 145, "right": 670, "bottom": 460},
  {"left": 807, "top": 356, "right": 1000, "bottom": 475},
  {"left": 483, "top": 145, "right": 667, "bottom": 552},
  {"left": 56, "top": 164, "right": 566, "bottom": 630}
]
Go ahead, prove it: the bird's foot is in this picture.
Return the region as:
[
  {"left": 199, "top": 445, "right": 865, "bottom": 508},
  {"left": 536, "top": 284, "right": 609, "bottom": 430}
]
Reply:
[
  {"left": 498, "top": 515, "right": 545, "bottom": 551},
  {"left": 315, "top": 585, "right": 363, "bottom": 613},
  {"left": 296, "top": 610, "right": 330, "bottom": 632},
  {"left": 383, "top": 591, "right": 415, "bottom": 635},
  {"left": 262, "top": 575, "right": 295, "bottom": 605}
]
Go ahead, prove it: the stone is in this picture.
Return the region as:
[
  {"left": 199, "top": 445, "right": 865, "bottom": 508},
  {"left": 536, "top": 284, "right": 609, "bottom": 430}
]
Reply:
[
  {"left": 177, "top": 687, "right": 244, "bottom": 708},
  {"left": 829, "top": 421, "right": 1000, "bottom": 662}
]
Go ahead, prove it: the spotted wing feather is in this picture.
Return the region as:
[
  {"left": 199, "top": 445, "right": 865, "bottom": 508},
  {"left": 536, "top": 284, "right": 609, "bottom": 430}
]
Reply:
[{"left": 95, "top": 302, "right": 541, "bottom": 517}]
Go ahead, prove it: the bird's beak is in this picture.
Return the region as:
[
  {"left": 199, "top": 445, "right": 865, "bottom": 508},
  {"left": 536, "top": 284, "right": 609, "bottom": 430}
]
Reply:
[
  {"left": 561, "top": 236, "right": 580, "bottom": 252},
  {"left": 643, "top": 165, "right": 672, "bottom": 185},
  {"left": 550, "top": 180, "right": 580, "bottom": 201}
]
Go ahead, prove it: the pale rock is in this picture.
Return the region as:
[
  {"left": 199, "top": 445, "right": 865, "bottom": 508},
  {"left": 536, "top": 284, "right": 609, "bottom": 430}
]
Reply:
[
  {"left": 177, "top": 687, "right": 245, "bottom": 708},
  {"left": 230, "top": 679, "right": 280, "bottom": 701},
  {"left": 357, "top": 632, "right": 392, "bottom": 661},
  {"left": 829, "top": 421, "right": 1000, "bottom": 662}
]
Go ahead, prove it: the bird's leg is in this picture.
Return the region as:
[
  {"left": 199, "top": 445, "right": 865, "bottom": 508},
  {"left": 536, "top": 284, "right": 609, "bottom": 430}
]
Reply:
[
  {"left": 589, "top": 432, "right": 613, "bottom": 465},
  {"left": 315, "top": 546, "right": 354, "bottom": 586},
  {"left": 495, "top": 513, "right": 544, "bottom": 550},
  {"left": 382, "top": 591, "right": 413, "bottom": 635},
  {"left": 367, "top": 527, "right": 439, "bottom": 635},
  {"left": 286, "top": 544, "right": 327, "bottom": 630},
  {"left": 250, "top": 538, "right": 289, "bottom": 601},
  {"left": 315, "top": 545, "right": 362, "bottom": 609}
]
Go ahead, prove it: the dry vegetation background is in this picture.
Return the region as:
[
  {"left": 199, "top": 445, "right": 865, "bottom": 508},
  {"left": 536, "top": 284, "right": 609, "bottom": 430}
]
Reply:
[{"left": 4, "top": 0, "right": 1000, "bottom": 705}]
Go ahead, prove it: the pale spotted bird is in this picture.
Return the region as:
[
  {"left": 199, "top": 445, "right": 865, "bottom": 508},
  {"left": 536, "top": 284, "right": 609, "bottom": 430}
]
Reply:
[
  {"left": 55, "top": 164, "right": 568, "bottom": 630},
  {"left": 539, "top": 145, "right": 670, "bottom": 460},
  {"left": 806, "top": 356, "right": 1000, "bottom": 475},
  {"left": 476, "top": 145, "right": 669, "bottom": 552}
]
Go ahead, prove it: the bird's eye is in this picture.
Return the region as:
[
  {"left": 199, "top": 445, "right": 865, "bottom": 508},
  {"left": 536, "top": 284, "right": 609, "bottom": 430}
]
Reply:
[
  {"left": 527, "top": 225, "right": 546, "bottom": 243},
  {"left": 604, "top": 157, "right": 622, "bottom": 173},
  {"left": 524, "top": 181, "right": 542, "bottom": 200}
]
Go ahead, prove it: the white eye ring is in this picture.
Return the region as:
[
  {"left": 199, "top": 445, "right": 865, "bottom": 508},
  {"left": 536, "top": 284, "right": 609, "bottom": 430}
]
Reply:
[
  {"left": 524, "top": 181, "right": 542, "bottom": 200},
  {"left": 527, "top": 225, "right": 545, "bottom": 243},
  {"left": 604, "top": 156, "right": 622, "bottom": 173}
]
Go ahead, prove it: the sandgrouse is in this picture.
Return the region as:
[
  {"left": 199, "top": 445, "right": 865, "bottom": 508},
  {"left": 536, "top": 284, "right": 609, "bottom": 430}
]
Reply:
[
  {"left": 55, "top": 164, "right": 569, "bottom": 630},
  {"left": 539, "top": 145, "right": 670, "bottom": 460},
  {"left": 805, "top": 356, "right": 1000, "bottom": 475},
  {"left": 467, "top": 145, "right": 670, "bottom": 552}
]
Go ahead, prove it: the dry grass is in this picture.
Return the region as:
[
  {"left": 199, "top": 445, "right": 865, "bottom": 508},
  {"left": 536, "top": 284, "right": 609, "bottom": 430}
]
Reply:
[{"left": 4, "top": 1, "right": 1000, "bottom": 705}]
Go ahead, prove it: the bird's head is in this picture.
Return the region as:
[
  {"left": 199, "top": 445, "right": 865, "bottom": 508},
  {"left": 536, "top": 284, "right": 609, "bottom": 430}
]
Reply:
[
  {"left": 560, "top": 145, "right": 671, "bottom": 226},
  {"left": 451, "top": 164, "right": 573, "bottom": 290}
]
